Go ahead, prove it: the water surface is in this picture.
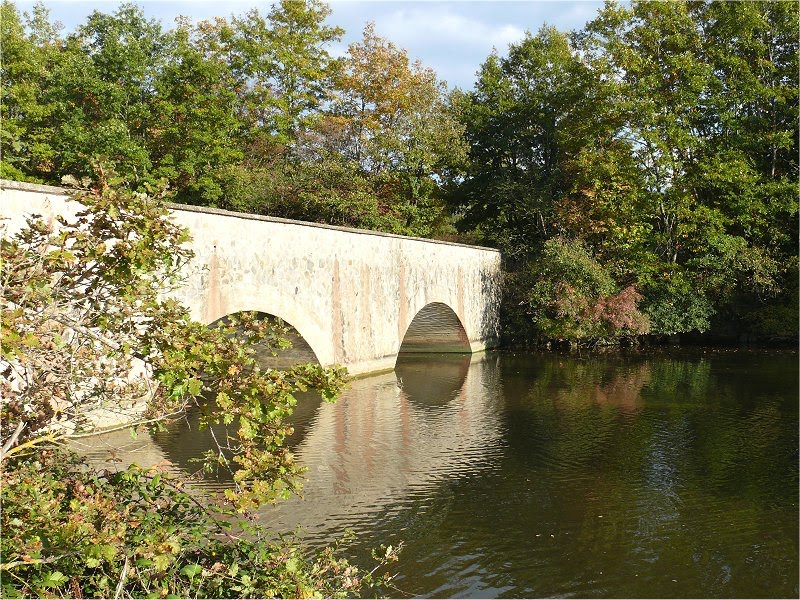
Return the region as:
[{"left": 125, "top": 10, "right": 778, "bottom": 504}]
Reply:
[{"left": 80, "top": 349, "right": 799, "bottom": 598}]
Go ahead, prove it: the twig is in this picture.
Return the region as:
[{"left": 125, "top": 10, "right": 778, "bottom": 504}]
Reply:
[
  {"left": 114, "top": 556, "right": 129, "bottom": 600},
  {"left": 66, "top": 410, "right": 185, "bottom": 439},
  {"left": 1, "top": 552, "right": 80, "bottom": 570},
  {"left": 0, "top": 432, "right": 62, "bottom": 463},
  {"left": 0, "top": 421, "right": 26, "bottom": 458}
]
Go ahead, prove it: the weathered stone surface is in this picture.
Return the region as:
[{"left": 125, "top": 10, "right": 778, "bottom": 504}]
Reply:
[{"left": 1, "top": 179, "right": 502, "bottom": 375}]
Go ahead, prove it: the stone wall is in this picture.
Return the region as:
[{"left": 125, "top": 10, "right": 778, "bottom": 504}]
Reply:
[{"left": 1, "top": 179, "right": 502, "bottom": 375}]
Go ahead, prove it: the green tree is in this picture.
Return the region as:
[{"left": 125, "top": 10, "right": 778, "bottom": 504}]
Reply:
[
  {"left": 54, "top": 3, "right": 166, "bottom": 182},
  {"left": 149, "top": 18, "right": 245, "bottom": 204},
  {"left": 581, "top": 0, "right": 798, "bottom": 335},
  {"left": 0, "top": 1, "right": 63, "bottom": 180},
  {"left": 0, "top": 2, "right": 169, "bottom": 184},
  {"left": 0, "top": 179, "right": 400, "bottom": 597},
  {"left": 451, "top": 26, "right": 611, "bottom": 261},
  {"left": 228, "top": 0, "right": 343, "bottom": 146}
]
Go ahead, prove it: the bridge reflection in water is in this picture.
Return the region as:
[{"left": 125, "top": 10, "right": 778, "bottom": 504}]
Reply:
[
  {"left": 262, "top": 353, "right": 504, "bottom": 538},
  {"left": 75, "top": 352, "right": 506, "bottom": 540}
]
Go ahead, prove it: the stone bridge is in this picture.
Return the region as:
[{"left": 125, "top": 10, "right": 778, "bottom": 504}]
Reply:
[{"left": 1, "top": 180, "right": 502, "bottom": 375}]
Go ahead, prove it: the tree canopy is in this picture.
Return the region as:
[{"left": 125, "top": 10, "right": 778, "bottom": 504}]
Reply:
[
  {"left": 2, "top": 0, "right": 797, "bottom": 343},
  {"left": 451, "top": 0, "right": 798, "bottom": 342}
]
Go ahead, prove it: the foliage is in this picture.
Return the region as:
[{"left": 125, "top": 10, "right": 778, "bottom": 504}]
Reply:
[
  {"left": 2, "top": 0, "right": 797, "bottom": 342},
  {"left": 1, "top": 176, "right": 346, "bottom": 500},
  {"left": 0, "top": 180, "right": 404, "bottom": 597},
  {"left": 455, "top": 1, "right": 798, "bottom": 341},
  {"left": 256, "top": 0, "right": 344, "bottom": 142},
  {"left": 513, "top": 238, "right": 649, "bottom": 343},
  {"left": 0, "top": 1, "right": 460, "bottom": 240},
  {"left": 148, "top": 17, "right": 244, "bottom": 205},
  {"left": 449, "top": 25, "right": 614, "bottom": 261},
  {"left": 215, "top": 160, "right": 416, "bottom": 235},
  {"left": 1, "top": 450, "right": 400, "bottom": 599},
  {"left": 574, "top": 0, "right": 798, "bottom": 337},
  {"left": 330, "top": 23, "right": 467, "bottom": 181}
]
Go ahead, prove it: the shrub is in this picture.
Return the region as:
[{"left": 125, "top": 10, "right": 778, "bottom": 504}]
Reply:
[
  {"left": 0, "top": 178, "right": 398, "bottom": 597},
  {"left": 514, "top": 237, "right": 649, "bottom": 343}
]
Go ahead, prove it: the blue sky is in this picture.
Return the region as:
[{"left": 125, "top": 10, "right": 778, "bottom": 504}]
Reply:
[{"left": 14, "top": 1, "right": 604, "bottom": 90}]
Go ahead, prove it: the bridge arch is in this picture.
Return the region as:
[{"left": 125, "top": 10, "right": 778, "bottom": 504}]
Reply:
[
  {"left": 209, "top": 309, "right": 325, "bottom": 370},
  {"left": 398, "top": 302, "right": 471, "bottom": 355}
]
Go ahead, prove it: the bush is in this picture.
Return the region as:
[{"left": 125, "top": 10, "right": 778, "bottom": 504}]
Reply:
[
  {"left": 512, "top": 237, "right": 649, "bottom": 343},
  {"left": 1, "top": 450, "right": 399, "bottom": 599},
  {"left": 0, "top": 178, "right": 398, "bottom": 597}
]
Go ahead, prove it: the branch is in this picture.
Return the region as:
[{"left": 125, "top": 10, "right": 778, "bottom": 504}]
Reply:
[
  {"left": 48, "top": 313, "right": 122, "bottom": 351},
  {"left": 0, "top": 421, "right": 25, "bottom": 458},
  {"left": 1, "top": 551, "right": 81, "bottom": 571},
  {"left": 113, "top": 556, "right": 129, "bottom": 600},
  {"left": 66, "top": 410, "right": 185, "bottom": 439},
  {"left": 0, "top": 432, "right": 63, "bottom": 463},
  {"left": 45, "top": 311, "right": 150, "bottom": 363}
]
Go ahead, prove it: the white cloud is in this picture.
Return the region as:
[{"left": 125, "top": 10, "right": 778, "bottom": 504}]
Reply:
[
  {"left": 330, "top": 1, "right": 603, "bottom": 88},
  {"left": 374, "top": 7, "right": 526, "bottom": 56}
]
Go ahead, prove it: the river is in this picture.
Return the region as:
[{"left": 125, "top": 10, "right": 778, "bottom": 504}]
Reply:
[{"left": 79, "top": 348, "right": 798, "bottom": 598}]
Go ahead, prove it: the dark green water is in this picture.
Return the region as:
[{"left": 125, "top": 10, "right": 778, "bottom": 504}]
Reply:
[{"left": 82, "top": 349, "right": 799, "bottom": 598}]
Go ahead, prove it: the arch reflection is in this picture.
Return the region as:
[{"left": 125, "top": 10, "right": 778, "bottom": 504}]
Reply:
[{"left": 395, "top": 353, "right": 471, "bottom": 408}]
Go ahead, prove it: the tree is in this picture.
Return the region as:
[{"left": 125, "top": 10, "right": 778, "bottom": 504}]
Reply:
[
  {"left": 331, "top": 23, "right": 466, "bottom": 179},
  {"left": 148, "top": 18, "right": 245, "bottom": 204},
  {"left": 509, "top": 237, "right": 649, "bottom": 344},
  {"left": 580, "top": 0, "right": 798, "bottom": 335},
  {"left": 53, "top": 3, "right": 166, "bottom": 182},
  {"left": 451, "top": 26, "right": 612, "bottom": 261},
  {"left": 0, "top": 1, "right": 63, "bottom": 180},
  {"left": 0, "top": 179, "right": 403, "bottom": 597},
  {"left": 321, "top": 23, "right": 467, "bottom": 235},
  {"left": 228, "top": 0, "right": 343, "bottom": 146}
]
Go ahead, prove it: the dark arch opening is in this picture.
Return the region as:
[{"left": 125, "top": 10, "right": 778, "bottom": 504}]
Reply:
[
  {"left": 210, "top": 311, "right": 319, "bottom": 370},
  {"left": 150, "top": 312, "right": 325, "bottom": 480},
  {"left": 398, "top": 302, "right": 471, "bottom": 355}
]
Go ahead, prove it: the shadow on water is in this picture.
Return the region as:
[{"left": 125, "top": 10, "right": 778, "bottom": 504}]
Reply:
[{"left": 146, "top": 388, "right": 326, "bottom": 485}]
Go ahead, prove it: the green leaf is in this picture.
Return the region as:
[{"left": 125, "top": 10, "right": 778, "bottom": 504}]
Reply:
[
  {"left": 285, "top": 556, "right": 300, "bottom": 573},
  {"left": 2, "top": 584, "right": 23, "bottom": 599},
  {"left": 40, "top": 571, "right": 68, "bottom": 588},
  {"left": 152, "top": 554, "right": 172, "bottom": 572},
  {"left": 180, "top": 564, "right": 203, "bottom": 579},
  {"left": 187, "top": 378, "right": 202, "bottom": 396}
]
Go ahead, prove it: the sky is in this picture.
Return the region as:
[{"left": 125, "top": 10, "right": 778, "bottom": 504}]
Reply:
[{"left": 14, "top": 0, "right": 605, "bottom": 90}]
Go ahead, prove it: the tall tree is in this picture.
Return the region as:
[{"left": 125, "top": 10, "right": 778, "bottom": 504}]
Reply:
[
  {"left": 333, "top": 23, "right": 465, "bottom": 177},
  {"left": 0, "top": 1, "right": 62, "bottom": 180},
  {"left": 451, "top": 26, "right": 611, "bottom": 261},
  {"left": 60, "top": 2, "right": 167, "bottom": 181},
  {"left": 230, "top": 0, "right": 343, "bottom": 146},
  {"left": 149, "top": 18, "right": 244, "bottom": 204},
  {"left": 325, "top": 23, "right": 467, "bottom": 233},
  {"left": 580, "top": 0, "right": 798, "bottom": 334}
]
